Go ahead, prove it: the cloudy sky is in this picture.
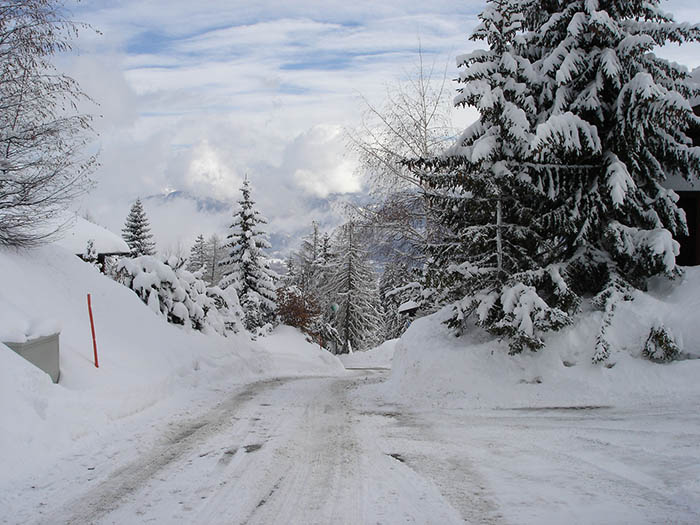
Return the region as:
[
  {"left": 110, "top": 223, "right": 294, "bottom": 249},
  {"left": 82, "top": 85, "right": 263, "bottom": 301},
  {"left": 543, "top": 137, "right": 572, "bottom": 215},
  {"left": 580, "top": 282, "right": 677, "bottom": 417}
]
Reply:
[{"left": 63, "top": 0, "right": 700, "bottom": 255}]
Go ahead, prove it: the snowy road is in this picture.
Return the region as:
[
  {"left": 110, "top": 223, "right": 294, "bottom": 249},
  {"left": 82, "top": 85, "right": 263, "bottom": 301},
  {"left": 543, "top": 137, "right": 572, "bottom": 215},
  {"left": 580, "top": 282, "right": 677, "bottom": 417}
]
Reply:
[
  {"left": 20, "top": 370, "right": 491, "bottom": 525},
  {"left": 4, "top": 368, "right": 700, "bottom": 524}
]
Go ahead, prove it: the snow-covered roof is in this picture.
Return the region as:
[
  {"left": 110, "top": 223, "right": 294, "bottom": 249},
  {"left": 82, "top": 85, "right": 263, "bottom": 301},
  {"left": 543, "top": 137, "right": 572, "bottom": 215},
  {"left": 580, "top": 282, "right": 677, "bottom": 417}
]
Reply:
[
  {"left": 52, "top": 215, "right": 130, "bottom": 255},
  {"left": 398, "top": 300, "right": 419, "bottom": 314}
]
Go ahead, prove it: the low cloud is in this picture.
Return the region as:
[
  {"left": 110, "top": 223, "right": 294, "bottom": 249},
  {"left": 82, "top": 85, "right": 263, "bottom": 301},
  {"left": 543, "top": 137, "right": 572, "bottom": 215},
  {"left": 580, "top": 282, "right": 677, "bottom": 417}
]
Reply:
[
  {"left": 66, "top": 0, "right": 700, "bottom": 257},
  {"left": 286, "top": 125, "right": 361, "bottom": 197},
  {"left": 185, "top": 140, "right": 242, "bottom": 200}
]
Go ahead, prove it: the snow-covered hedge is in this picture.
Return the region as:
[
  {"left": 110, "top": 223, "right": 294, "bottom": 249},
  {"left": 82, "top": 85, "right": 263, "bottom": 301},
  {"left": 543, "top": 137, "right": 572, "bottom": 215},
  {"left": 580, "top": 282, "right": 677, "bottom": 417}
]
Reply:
[{"left": 112, "top": 255, "right": 244, "bottom": 335}]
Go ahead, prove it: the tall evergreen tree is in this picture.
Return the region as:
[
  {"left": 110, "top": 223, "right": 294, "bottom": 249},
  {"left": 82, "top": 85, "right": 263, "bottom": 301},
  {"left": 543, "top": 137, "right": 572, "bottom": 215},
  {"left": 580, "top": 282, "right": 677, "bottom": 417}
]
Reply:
[
  {"left": 122, "top": 198, "right": 155, "bottom": 257},
  {"left": 295, "top": 221, "right": 323, "bottom": 302},
  {"left": 320, "top": 232, "right": 333, "bottom": 266},
  {"left": 220, "top": 177, "right": 277, "bottom": 331},
  {"left": 281, "top": 253, "right": 297, "bottom": 287},
  {"left": 187, "top": 234, "right": 207, "bottom": 273},
  {"left": 416, "top": 0, "right": 577, "bottom": 353},
  {"left": 295, "top": 226, "right": 341, "bottom": 348},
  {"left": 276, "top": 222, "right": 330, "bottom": 335},
  {"left": 323, "top": 222, "right": 382, "bottom": 353},
  {"left": 415, "top": 0, "right": 699, "bottom": 359},
  {"left": 520, "top": 0, "right": 700, "bottom": 361},
  {"left": 204, "top": 234, "right": 224, "bottom": 285}
]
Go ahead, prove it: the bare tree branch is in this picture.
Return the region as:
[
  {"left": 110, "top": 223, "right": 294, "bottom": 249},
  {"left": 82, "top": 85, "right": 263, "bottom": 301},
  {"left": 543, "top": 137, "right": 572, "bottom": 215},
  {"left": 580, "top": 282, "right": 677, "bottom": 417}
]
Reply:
[
  {"left": 345, "top": 46, "right": 457, "bottom": 264},
  {"left": 0, "top": 0, "right": 97, "bottom": 247}
]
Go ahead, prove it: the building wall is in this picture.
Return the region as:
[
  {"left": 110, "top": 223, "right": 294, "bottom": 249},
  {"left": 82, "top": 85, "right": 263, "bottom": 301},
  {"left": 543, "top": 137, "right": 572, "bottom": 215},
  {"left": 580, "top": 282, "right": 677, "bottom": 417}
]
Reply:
[
  {"left": 5, "top": 334, "right": 60, "bottom": 383},
  {"left": 677, "top": 192, "right": 700, "bottom": 266},
  {"left": 675, "top": 104, "right": 700, "bottom": 266}
]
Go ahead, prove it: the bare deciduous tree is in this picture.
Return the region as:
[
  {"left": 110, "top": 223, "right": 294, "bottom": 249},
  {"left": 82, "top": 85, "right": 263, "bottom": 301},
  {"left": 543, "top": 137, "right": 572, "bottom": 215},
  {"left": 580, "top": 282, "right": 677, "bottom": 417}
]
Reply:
[
  {"left": 204, "top": 233, "right": 225, "bottom": 285},
  {"left": 346, "top": 47, "right": 456, "bottom": 263},
  {"left": 0, "top": 0, "right": 97, "bottom": 247}
]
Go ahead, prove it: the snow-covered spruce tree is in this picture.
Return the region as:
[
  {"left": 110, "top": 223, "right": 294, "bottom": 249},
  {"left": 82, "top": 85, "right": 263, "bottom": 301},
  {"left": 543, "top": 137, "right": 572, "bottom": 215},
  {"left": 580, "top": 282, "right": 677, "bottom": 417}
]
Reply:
[
  {"left": 299, "top": 227, "right": 340, "bottom": 347},
  {"left": 413, "top": 0, "right": 578, "bottom": 354},
  {"left": 521, "top": 0, "right": 700, "bottom": 361},
  {"left": 295, "top": 221, "right": 330, "bottom": 316},
  {"left": 323, "top": 222, "right": 382, "bottom": 353},
  {"left": 122, "top": 198, "right": 156, "bottom": 257},
  {"left": 187, "top": 233, "right": 207, "bottom": 273},
  {"left": 320, "top": 231, "right": 333, "bottom": 264},
  {"left": 281, "top": 254, "right": 297, "bottom": 286},
  {"left": 219, "top": 177, "right": 277, "bottom": 331},
  {"left": 296, "top": 221, "right": 323, "bottom": 298}
]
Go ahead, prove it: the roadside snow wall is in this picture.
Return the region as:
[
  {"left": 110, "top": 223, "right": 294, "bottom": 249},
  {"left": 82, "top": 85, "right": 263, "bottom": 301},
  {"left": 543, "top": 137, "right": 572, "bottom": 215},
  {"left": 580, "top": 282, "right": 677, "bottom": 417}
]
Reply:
[
  {"left": 0, "top": 244, "right": 343, "bottom": 477},
  {"left": 378, "top": 268, "right": 700, "bottom": 409}
]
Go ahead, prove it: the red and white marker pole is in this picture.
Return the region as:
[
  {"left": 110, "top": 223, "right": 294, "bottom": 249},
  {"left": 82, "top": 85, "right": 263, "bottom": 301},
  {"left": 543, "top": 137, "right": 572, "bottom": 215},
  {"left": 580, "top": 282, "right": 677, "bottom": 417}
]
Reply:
[{"left": 87, "top": 293, "right": 99, "bottom": 368}]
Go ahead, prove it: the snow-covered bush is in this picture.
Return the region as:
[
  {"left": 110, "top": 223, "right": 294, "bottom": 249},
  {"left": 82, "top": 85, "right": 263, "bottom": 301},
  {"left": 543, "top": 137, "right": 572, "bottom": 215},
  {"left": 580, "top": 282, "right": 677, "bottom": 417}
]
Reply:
[
  {"left": 112, "top": 255, "right": 243, "bottom": 335},
  {"left": 82, "top": 239, "right": 97, "bottom": 263},
  {"left": 642, "top": 324, "right": 681, "bottom": 364},
  {"left": 479, "top": 277, "right": 575, "bottom": 354},
  {"left": 206, "top": 285, "right": 245, "bottom": 334},
  {"left": 80, "top": 239, "right": 101, "bottom": 270}
]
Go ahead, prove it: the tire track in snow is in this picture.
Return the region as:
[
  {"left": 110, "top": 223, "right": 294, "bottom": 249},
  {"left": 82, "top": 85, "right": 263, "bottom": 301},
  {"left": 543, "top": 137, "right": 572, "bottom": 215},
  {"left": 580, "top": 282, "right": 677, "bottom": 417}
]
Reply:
[
  {"left": 50, "top": 377, "right": 295, "bottom": 525},
  {"left": 46, "top": 372, "right": 500, "bottom": 524}
]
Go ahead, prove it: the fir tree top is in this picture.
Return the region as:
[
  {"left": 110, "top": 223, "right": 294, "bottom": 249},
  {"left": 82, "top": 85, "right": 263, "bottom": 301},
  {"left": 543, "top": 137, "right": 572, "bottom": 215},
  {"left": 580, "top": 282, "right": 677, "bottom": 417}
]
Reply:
[
  {"left": 122, "top": 198, "right": 155, "bottom": 257},
  {"left": 219, "top": 176, "right": 276, "bottom": 316},
  {"left": 187, "top": 233, "right": 207, "bottom": 273}
]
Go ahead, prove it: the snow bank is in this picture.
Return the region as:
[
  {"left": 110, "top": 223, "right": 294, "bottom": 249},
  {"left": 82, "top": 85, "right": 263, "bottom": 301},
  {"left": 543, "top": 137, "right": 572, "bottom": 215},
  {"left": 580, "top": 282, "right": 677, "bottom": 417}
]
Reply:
[
  {"left": 377, "top": 268, "right": 700, "bottom": 409},
  {"left": 0, "top": 245, "right": 343, "bottom": 478},
  {"left": 256, "top": 325, "right": 346, "bottom": 375},
  {"left": 339, "top": 339, "right": 397, "bottom": 369}
]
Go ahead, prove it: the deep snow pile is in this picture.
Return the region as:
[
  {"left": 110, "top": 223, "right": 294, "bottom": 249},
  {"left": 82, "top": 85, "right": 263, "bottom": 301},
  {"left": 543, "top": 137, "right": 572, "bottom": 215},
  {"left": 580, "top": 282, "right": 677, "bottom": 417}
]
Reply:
[
  {"left": 256, "top": 324, "right": 347, "bottom": 374},
  {"left": 377, "top": 268, "right": 700, "bottom": 409},
  {"left": 339, "top": 339, "right": 397, "bottom": 369},
  {"left": 0, "top": 244, "right": 343, "bottom": 478}
]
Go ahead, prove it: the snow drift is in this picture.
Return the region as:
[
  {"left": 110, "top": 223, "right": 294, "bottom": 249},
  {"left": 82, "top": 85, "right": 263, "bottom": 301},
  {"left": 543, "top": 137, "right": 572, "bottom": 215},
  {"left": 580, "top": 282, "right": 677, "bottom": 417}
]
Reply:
[
  {"left": 378, "top": 268, "right": 700, "bottom": 409},
  {"left": 339, "top": 339, "right": 397, "bottom": 369}
]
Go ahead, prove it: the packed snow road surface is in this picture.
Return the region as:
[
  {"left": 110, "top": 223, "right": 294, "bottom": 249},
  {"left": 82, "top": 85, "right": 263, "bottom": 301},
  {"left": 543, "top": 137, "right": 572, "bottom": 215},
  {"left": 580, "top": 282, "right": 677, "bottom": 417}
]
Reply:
[
  {"left": 4, "top": 368, "right": 700, "bottom": 524},
  {"left": 24, "top": 370, "right": 489, "bottom": 525}
]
